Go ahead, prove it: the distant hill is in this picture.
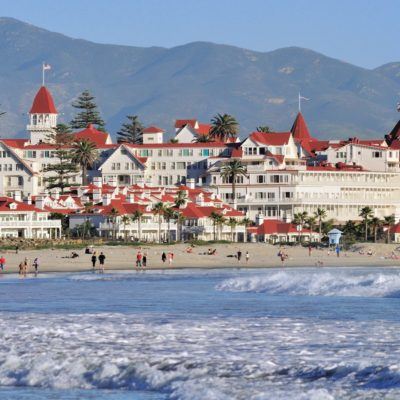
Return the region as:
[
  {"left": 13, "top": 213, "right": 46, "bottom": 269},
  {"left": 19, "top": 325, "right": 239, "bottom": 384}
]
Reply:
[{"left": 0, "top": 17, "right": 399, "bottom": 140}]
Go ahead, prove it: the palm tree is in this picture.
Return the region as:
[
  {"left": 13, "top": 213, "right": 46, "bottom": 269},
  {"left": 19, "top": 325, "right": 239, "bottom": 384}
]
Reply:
[
  {"left": 163, "top": 206, "right": 176, "bottom": 243},
  {"left": 306, "top": 215, "right": 317, "bottom": 242},
  {"left": 293, "top": 211, "right": 308, "bottom": 243},
  {"left": 210, "top": 211, "right": 221, "bottom": 241},
  {"left": 209, "top": 113, "right": 239, "bottom": 142},
  {"left": 370, "top": 217, "right": 382, "bottom": 243},
  {"left": 359, "top": 206, "right": 373, "bottom": 242},
  {"left": 193, "top": 133, "right": 214, "bottom": 143},
  {"left": 132, "top": 210, "right": 144, "bottom": 242},
  {"left": 152, "top": 202, "right": 165, "bottom": 243},
  {"left": 314, "top": 208, "right": 327, "bottom": 242},
  {"left": 384, "top": 214, "right": 396, "bottom": 244},
  {"left": 220, "top": 160, "right": 247, "bottom": 207},
  {"left": 121, "top": 215, "right": 131, "bottom": 242},
  {"left": 256, "top": 126, "right": 271, "bottom": 133},
  {"left": 175, "top": 212, "right": 186, "bottom": 242},
  {"left": 226, "top": 217, "right": 238, "bottom": 242},
  {"left": 174, "top": 190, "right": 188, "bottom": 208},
  {"left": 71, "top": 139, "right": 98, "bottom": 186},
  {"left": 109, "top": 207, "right": 119, "bottom": 241}
]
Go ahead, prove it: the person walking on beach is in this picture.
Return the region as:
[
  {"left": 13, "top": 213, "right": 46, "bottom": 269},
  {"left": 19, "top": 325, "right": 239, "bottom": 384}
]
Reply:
[
  {"left": 91, "top": 253, "right": 97, "bottom": 269},
  {"left": 237, "top": 250, "right": 242, "bottom": 262},
  {"left": 168, "top": 252, "right": 173, "bottom": 265},
  {"left": 15, "top": 245, "right": 19, "bottom": 254},
  {"left": 161, "top": 252, "right": 167, "bottom": 264},
  {"left": 33, "top": 257, "right": 39, "bottom": 275},
  {"left": 142, "top": 253, "right": 147, "bottom": 268},
  {"left": 99, "top": 252, "right": 106, "bottom": 273},
  {"left": 0, "top": 255, "right": 5, "bottom": 272},
  {"left": 136, "top": 251, "right": 143, "bottom": 268},
  {"left": 19, "top": 262, "right": 24, "bottom": 276},
  {"left": 23, "top": 257, "right": 29, "bottom": 276},
  {"left": 308, "top": 245, "right": 312, "bottom": 257},
  {"left": 278, "top": 249, "right": 287, "bottom": 267},
  {"left": 245, "top": 251, "right": 249, "bottom": 263},
  {"left": 335, "top": 244, "right": 340, "bottom": 258}
]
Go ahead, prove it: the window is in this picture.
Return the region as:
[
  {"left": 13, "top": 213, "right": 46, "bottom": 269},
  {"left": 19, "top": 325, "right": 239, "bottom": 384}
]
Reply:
[
  {"left": 268, "top": 192, "right": 275, "bottom": 199},
  {"left": 372, "top": 151, "right": 382, "bottom": 158},
  {"left": 162, "top": 162, "right": 166, "bottom": 170},
  {"left": 140, "top": 149, "right": 152, "bottom": 157},
  {"left": 201, "top": 149, "right": 210, "bottom": 156},
  {"left": 125, "top": 162, "right": 129, "bottom": 170},
  {"left": 163, "top": 149, "right": 173, "bottom": 156},
  {"left": 171, "top": 162, "right": 176, "bottom": 170},
  {"left": 270, "top": 175, "right": 289, "bottom": 183},
  {"left": 177, "top": 162, "right": 186, "bottom": 169},
  {"left": 158, "top": 150, "right": 162, "bottom": 156},
  {"left": 257, "top": 175, "right": 266, "bottom": 183},
  {"left": 16, "top": 164, "right": 23, "bottom": 171},
  {"left": 179, "top": 149, "right": 193, "bottom": 156},
  {"left": 18, "top": 176, "right": 23, "bottom": 186},
  {"left": 255, "top": 192, "right": 267, "bottom": 199}
]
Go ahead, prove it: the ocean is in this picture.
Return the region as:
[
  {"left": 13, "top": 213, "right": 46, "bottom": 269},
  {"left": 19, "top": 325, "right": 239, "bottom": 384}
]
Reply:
[{"left": 0, "top": 267, "right": 399, "bottom": 399}]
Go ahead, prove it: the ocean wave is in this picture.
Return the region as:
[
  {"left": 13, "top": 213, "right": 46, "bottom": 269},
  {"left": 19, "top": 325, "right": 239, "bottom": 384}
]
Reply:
[
  {"left": 0, "top": 313, "right": 400, "bottom": 399},
  {"left": 216, "top": 271, "right": 400, "bottom": 298}
]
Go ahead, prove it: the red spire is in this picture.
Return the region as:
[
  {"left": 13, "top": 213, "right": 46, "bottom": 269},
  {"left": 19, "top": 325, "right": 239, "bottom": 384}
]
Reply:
[
  {"left": 29, "top": 86, "right": 58, "bottom": 114},
  {"left": 291, "top": 112, "right": 312, "bottom": 141}
]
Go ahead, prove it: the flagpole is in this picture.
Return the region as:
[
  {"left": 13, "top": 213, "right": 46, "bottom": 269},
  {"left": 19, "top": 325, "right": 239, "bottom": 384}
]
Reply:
[
  {"left": 298, "top": 92, "right": 301, "bottom": 112},
  {"left": 42, "top": 63, "right": 45, "bottom": 86}
]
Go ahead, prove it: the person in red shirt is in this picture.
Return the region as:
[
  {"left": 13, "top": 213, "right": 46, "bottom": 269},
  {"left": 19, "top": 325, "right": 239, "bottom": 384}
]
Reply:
[{"left": 0, "top": 256, "right": 5, "bottom": 271}]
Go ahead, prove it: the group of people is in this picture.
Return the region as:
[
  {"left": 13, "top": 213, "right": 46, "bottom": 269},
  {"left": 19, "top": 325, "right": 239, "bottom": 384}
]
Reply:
[
  {"left": 236, "top": 250, "right": 250, "bottom": 263},
  {"left": 90, "top": 251, "right": 106, "bottom": 273},
  {"left": 136, "top": 250, "right": 147, "bottom": 268},
  {"left": 161, "top": 251, "right": 174, "bottom": 265},
  {"left": 18, "top": 257, "right": 39, "bottom": 276}
]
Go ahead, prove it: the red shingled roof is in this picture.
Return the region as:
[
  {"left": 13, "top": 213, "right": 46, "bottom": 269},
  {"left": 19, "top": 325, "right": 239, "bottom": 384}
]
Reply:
[
  {"left": 250, "top": 132, "right": 291, "bottom": 146},
  {"left": 175, "top": 119, "right": 198, "bottom": 129},
  {"left": 30, "top": 86, "right": 58, "bottom": 114},
  {"left": 143, "top": 126, "right": 165, "bottom": 134},
  {"left": 291, "top": 112, "right": 312, "bottom": 141},
  {"left": 256, "top": 219, "right": 316, "bottom": 235},
  {"left": 75, "top": 124, "right": 110, "bottom": 146},
  {"left": 0, "top": 197, "right": 44, "bottom": 213}
]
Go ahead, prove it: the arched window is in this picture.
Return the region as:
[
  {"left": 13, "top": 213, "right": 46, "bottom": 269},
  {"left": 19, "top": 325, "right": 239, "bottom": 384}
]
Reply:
[{"left": 32, "top": 115, "right": 37, "bottom": 125}]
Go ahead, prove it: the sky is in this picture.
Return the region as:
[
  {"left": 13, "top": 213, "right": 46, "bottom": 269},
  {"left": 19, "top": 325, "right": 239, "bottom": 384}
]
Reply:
[{"left": 1, "top": 0, "right": 399, "bottom": 68}]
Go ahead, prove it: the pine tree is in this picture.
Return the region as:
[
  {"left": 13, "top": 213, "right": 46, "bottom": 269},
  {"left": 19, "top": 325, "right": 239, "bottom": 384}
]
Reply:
[
  {"left": 43, "top": 124, "right": 78, "bottom": 193},
  {"left": 117, "top": 115, "right": 144, "bottom": 144},
  {"left": 70, "top": 90, "right": 105, "bottom": 130}
]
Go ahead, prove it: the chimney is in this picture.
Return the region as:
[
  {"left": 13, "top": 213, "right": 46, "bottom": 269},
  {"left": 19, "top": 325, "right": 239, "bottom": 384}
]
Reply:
[
  {"left": 127, "top": 193, "right": 135, "bottom": 204},
  {"left": 36, "top": 195, "right": 45, "bottom": 210},
  {"left": 93, "top": 177, "right": 102, "bottom": 188},
  {"left": 93, "top": 188, "right": 102, "bottom": 203},
  {"left": 186, "top": 178, "right": 196, "bottom": 189},
  {"left": 195, "top": 193, "right": 204, "bottom": 206},
  {"left": 27, "top": 194, "right": 32, "bottom": 205},
  {"left": 102, "top": 193, "right": 112, "bottom": 206},
  {"left": 14, "top": 191, "right": 21, "bottom": 202}
]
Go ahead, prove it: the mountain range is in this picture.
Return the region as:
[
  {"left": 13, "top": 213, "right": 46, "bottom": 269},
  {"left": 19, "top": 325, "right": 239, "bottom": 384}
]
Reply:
[{"left": 0, "top": 16, "right": 399, "bottom": 140}]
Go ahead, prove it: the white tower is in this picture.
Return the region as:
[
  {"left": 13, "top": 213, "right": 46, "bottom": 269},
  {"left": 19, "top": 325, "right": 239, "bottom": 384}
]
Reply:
[{"left": 27, "top": 86, "right": 58, "bottom": 144}]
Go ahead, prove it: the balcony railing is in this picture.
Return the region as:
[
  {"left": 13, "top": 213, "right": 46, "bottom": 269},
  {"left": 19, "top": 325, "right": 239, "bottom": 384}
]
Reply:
[{"left": 0, "top": 220, "right": 61, "bottom": 228}]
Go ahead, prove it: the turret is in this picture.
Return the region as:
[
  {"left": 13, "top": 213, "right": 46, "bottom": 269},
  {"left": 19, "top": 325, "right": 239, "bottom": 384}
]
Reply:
[{"left": 27, "top": 86, "right": 58, "bottom": 144}]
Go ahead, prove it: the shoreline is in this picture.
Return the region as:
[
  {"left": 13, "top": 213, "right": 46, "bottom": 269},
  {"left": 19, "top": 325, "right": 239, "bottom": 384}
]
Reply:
[{"left": 0, "top": 242, "right": 399, "bottom": 274}]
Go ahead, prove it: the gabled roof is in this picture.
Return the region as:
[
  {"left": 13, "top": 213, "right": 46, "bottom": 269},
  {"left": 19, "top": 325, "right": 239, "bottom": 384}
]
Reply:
[
  {"left": 386, "top": 119, "right": 400, "bottom": 146},
  {"left": 291, "top": 112, "right": 312, "bottom": 141},
  {"left": 30, "top": 86, "right": 58, "bottom": 114},
  {"left": 249, "top": 131, "right": 291, "bottom": 146},
  {"left": 256, "top": 219, "right": 317, "bottom": 235},
  {"left": 175, "top": 119, "right": 198, "bottom": 129},
  {"left": 74, "top": 124, "right": 112, "bottom": 146},
  {"left": 0, "top": 197, "right": 44, "bottom": 213}
]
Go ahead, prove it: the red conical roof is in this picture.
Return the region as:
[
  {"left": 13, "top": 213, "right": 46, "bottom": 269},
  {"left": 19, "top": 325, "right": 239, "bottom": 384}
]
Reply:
[
  {"left": 291, "top": 112, "right": 312, "bottom": 141},
  {"left": 29, "top": 86, "right": 58, "bottom": 114}
]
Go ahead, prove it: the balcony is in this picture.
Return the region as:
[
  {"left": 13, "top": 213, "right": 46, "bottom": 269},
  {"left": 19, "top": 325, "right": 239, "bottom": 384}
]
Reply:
[{"left": 0, "top": 220, "right": 61, "bottom": 228}]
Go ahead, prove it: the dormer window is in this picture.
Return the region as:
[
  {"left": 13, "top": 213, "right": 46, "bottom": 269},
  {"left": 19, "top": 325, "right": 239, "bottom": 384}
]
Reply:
[{"left": 9, "top": 203, "right": 17, "bottom": 210}]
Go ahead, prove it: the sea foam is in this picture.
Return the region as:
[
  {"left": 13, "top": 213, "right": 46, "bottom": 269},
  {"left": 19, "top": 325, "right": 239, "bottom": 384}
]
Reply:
[{"left": 216, "top": 270, "right": 400, "bottom": 297}]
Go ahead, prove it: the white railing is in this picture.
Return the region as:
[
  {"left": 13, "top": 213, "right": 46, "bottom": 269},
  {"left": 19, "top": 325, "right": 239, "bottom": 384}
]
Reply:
[
  {"left": 0, "top": 220, "right": 61, "bottom": 228},
  {"left": 99, "top": 222, "right": 176, "bottom": 231}
]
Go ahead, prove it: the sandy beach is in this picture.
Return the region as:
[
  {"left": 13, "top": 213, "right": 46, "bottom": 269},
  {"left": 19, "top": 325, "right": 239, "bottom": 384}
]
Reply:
[{"left": 1, "top": 242, "right": 400, "bottom": 273}]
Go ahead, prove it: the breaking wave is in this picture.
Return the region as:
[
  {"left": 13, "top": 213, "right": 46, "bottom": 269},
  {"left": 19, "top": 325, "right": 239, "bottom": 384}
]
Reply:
[
  {"left": 1, "top": 312, "right": 400, "bottom": 399},
  {"left": 216, "top": 270, "right": 400, "bottom": 298}
]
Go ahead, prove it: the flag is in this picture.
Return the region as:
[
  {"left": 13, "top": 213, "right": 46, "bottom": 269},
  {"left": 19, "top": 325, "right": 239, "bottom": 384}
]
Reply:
[
  {"left": 299, "top": 95, "right": 310, "bottom": 101},
  {"left": 43, "top": 63, "right": 51, "bottom": 71}
]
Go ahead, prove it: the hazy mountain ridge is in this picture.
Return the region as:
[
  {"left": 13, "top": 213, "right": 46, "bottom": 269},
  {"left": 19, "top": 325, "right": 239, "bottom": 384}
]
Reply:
[{"left": 0, "top": 17, "right": 399, "bottom": 140}]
